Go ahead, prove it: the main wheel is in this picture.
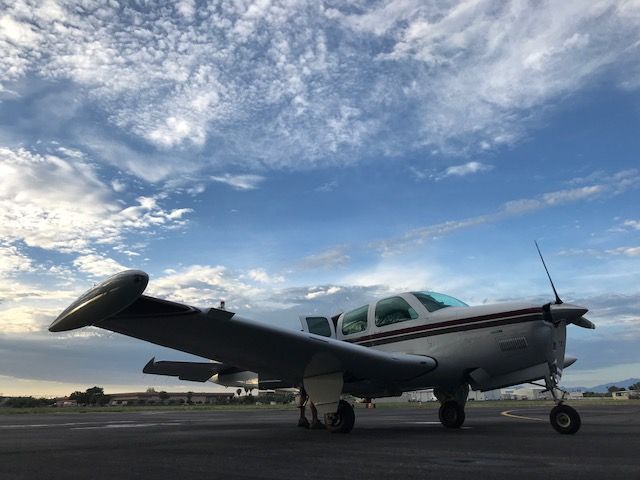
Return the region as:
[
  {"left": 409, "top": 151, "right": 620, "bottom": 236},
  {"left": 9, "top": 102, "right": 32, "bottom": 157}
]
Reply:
[
  {"left": 438, "top": 400, "right": 465, "bottom": 428},
  {"left": 550, "top": 404, "right": 581, "bottom": 434},
  {"left": 326, "top": 400, "right": 355, "bottom": 434}
]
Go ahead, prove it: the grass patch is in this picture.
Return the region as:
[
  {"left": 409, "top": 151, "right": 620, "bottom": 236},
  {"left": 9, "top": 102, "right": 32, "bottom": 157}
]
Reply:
[
  {"left": 367, "top": 398, "right": 636, "bottom": 409},
  {"left": 0, "top": 403, "right": 296, "bottom": 415}
]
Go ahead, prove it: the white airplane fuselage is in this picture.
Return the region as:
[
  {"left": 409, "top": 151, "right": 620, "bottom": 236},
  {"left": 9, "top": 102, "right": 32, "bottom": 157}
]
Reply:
[
  {"left": 212, "top": 294, "right": 574, "bottom": 400},
  {"left": 344, "top": 302, "right": 560, "bottom": 396}
]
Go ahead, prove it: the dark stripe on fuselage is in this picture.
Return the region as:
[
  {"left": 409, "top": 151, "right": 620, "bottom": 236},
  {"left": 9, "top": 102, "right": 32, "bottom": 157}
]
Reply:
[{"left": 345, "top": 308, "right": 542, "bottom": 347}]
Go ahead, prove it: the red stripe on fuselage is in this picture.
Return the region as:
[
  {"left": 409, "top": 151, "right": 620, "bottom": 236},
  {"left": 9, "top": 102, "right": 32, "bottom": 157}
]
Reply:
[{"left": 344, "top": 307, "right": 542, "bottom": 345}]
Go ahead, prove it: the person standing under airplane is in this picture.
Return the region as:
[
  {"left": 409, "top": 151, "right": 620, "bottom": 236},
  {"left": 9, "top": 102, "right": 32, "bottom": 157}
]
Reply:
[{"left": 297, "top": 387, "right": 324, "bottom": 429}]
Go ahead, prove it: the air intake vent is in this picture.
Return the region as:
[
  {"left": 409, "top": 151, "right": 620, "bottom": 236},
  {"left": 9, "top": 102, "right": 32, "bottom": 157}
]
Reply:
[{"left": 499, "top": 337, "right": 528, "bottom": 352}]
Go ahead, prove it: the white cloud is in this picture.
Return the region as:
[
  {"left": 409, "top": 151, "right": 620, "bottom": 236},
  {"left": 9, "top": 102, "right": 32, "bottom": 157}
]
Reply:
[
  {"left": 176, "top": 0, "right": 196, "bottom": 20},
  {"left": 210, "top": 174, "right": 265, "bottom": 190},
  {"left": 0, "top": 1, "right": 638, "bottom": 172},
  {"left": 0, "top": 146, "right": 192, "bottom": 253},
  {"left": 305, "top": 286, "right": 341, "bottom": 300},
  {"left": 111, "top": 179, "right": 126, "bottom": 193},
  {"left": 332, "top": 1, "right": 640, "bottom": 153},
  {"left": 0, "top": 243, "right": 34, "bottom": 276},
  {"left": 607, "top": 246, "right": 640, "bottom": 257},
  {"left": 148, "top": 265, "right": 267, "bottom": 309},
  {"left": 0, "top": 306, "right": 57, "bottom": 333},
  {"left": 73, "top": 254, "right": 129, "bottom": 278},
  {"left": 298, "top": 247, "right": 351, "bottom": 270},
  {"left": 315, "top": 180, "right": 338, "bottom": 192},
  {"left": 442, "top": 161, "right": 493, "bottom": 177},
  {"left": 248, "top": 268, "right": 284, "bottom": 284},
  {"left": 375, "top": 169, "right": 640, "bottom": 255},
  {"left": 622, "top": 219, "right": 640, "bottom": 230}
]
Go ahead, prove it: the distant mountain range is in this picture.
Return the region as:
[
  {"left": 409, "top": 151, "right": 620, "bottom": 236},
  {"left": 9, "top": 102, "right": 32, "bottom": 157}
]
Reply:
[{"left": 566, "top": 378, "right": 640, "bottom": 393}]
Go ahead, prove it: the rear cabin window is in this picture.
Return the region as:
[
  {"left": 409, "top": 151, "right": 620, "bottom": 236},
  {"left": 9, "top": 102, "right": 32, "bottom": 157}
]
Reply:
[
  {"left": 375, "top": 296, "right": 419, "bottom": 327},
  {"left": 306, "top": 317, "right": 332, "bottom": 337},
  {"left": 341, "top": 305, "right": 369, "bottom": 335}
]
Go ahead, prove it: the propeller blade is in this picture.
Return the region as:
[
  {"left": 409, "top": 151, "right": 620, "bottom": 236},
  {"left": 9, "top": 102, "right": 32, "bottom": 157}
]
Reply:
[
  {"left": 571, "top": 316, "right": 596, "bottom": 329},
  {"left": 563, "top": 356, "right": 577, "bottom": 368},
  {"left": 535, "top": 240, "right": 562, "bottom": 304}
]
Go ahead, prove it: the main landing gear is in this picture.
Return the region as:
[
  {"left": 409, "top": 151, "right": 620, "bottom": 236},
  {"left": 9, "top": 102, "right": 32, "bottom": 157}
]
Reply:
[
  {"left": 325, "top": 400, "right": 355, "bottom": 434},
  {"left": 435, "top": 384, "right": 468, "bottom": 429},
  {"left": 438, "top": 401, "right": 466, "bottom": 428},
  {"left": 543, "top": 375, "right": 581, "bottom": 435}
]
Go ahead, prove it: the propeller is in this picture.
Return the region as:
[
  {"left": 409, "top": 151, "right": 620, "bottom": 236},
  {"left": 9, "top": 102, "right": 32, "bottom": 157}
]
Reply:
[{"left": 535, "top": 241, "right": 595, "bottom": 329}]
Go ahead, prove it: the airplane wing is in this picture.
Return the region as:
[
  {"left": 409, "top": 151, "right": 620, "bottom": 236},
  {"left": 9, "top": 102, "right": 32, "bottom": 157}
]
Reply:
[{"left": 49, "top": 271, "right": 437, "bottom": 392}]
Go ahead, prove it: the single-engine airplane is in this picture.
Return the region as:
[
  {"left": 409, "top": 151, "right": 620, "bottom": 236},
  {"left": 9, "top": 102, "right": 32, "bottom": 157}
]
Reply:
[{"left": 49, "top": 245, "right": 595, "bottom": 434}]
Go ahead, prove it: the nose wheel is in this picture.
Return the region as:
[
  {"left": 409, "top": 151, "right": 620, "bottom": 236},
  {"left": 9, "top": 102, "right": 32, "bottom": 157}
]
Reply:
[{"left": 549, "top": 404, "right": 581, "bottom": 434}]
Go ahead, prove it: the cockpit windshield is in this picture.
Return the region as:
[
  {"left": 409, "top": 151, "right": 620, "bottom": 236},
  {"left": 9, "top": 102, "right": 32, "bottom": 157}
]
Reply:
[{"left": 411, "top": 291, "right": 469, "bottom": 312}]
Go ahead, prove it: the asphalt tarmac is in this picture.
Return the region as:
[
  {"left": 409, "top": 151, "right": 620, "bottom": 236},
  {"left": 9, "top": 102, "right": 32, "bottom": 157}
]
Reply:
[{"left": 1, "top": 403, "right": 638, "bottom": 479}]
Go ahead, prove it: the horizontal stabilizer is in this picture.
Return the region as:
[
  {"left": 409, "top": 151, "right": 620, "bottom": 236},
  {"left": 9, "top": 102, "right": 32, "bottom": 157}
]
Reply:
[{"left": 143, "top": 358, "right": 239, "bottom": 382}]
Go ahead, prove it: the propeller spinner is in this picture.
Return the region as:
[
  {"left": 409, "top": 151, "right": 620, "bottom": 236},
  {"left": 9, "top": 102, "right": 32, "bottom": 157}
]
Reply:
[{"left": 535, "top": 241, "right": 595, "bottom": 329}]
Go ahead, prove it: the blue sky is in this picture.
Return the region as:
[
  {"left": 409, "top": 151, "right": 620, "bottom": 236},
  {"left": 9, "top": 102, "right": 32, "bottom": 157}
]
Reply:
[{"left": 0, "top": 0, "right": 639, "bottom": 396}]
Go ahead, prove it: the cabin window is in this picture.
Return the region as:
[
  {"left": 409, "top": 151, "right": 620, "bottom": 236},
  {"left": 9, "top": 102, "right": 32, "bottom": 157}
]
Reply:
[
  {"left": 411, "top": 291, "right": 469, "bottom": 312},
  {"left": 375, "top": 297, "right": 418, "bottom": 327},
  {"left": 341, "top": 305, "right": 369, "bottom": 335}
]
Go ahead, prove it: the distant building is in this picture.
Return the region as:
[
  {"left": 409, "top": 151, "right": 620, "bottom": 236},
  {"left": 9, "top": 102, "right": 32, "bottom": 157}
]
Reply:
[
  {"left": 407, "top": 390, "right": 435, "bottom": 403},
  {"left": 612, "top": 390, "right": 639, "bottom": 400},
  {"left": 500, "top": 387, "right": 548, "bottom": 400},
  {"left": 54, "top": 397, "right": 78, "bottom": 407},
  {"left": 108, "top": 391, "right": 234, "bottom": 406},
  {"left": 375, "top": 392, "right": 413, "bottom": 403}
]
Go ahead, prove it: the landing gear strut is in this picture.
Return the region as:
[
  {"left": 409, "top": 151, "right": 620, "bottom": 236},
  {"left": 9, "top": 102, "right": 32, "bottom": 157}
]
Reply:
[
  {"left": 325, "top": 400, "right": 355, "bottom": 434},
  {"left": 543, "top": 374, "right": 581, "bottom": 434}
]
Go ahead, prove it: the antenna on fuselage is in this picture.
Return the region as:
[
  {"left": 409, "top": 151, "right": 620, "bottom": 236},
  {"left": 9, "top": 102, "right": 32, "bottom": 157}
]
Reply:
[{"left": 535, "top": 240, "right": 562, "bottom": 305}]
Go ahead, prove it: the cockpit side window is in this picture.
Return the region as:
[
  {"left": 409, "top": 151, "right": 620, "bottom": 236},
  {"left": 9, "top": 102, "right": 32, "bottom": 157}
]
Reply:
[
  {"left": 375, "top": 296, "right": 418, "bottom": 327},
  {"left": 341, "top": 304, "right": 369, "bottom": 335}
]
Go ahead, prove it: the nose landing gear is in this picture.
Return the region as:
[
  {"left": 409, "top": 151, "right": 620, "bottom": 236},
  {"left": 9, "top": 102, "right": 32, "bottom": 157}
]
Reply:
[
  {"left": 549, "top": 404, "right": 581, "bottom": 434},
  {"left": 544, "top": 374, "right": 582, "bottom": 435}
]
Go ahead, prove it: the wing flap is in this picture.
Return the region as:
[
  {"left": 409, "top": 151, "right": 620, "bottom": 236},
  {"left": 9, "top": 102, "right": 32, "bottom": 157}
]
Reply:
[{"left": 142, "top": 357, "right": 238, "bottom": 382}]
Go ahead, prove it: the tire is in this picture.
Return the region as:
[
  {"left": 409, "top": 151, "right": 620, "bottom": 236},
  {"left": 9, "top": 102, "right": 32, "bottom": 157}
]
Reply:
[
  {"left": 326, "top": 400, "right": 355, "bottom": 434},
  {"left": 550, "top": 404, "right": 581, "bottom": 435},
  {"left": 438, "top": 400, "right": 465, "bottom": 428}
]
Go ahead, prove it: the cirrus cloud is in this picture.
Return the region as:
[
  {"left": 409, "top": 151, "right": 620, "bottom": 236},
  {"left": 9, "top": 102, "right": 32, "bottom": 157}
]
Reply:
[{"left": 0, "top": 1, "right": 639, "bottom": 176}]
